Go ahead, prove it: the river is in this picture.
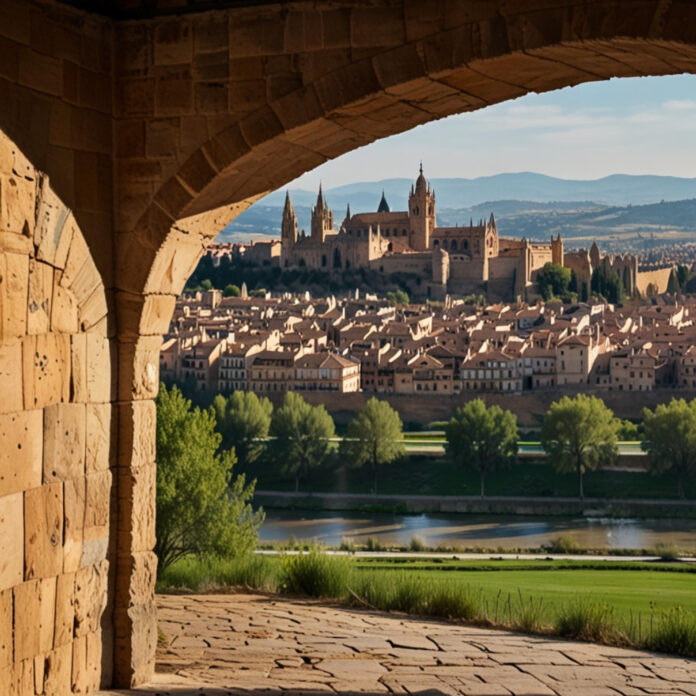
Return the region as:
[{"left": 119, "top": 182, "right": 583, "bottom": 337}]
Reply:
[{"left": 259, "top": 510, "right": 696, "bottom": 550}]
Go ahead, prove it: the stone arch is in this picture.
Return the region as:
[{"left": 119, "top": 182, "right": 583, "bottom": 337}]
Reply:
[{"left": 0, "top": 127, "right": 119, "bottom": 694}]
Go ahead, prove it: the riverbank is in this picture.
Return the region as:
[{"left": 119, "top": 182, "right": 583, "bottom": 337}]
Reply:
[{"left": 254, "top": 490, "right": 696, "bottom": 518}]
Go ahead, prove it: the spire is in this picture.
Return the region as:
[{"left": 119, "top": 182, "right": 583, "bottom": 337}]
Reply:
[
  {"left": 283, "top": 191, "right": 295, "bottom": 218},
  {"left": 415, "top": 162, "right": 427, "bottom": 194},
  {"left": 377, "top": 190, "right": 390, "bottom": 213},
  {"left": 316, "top": 183, "right": 325, "bottom": 210},
  {"left": 489, "top": 212, "right": 496, "bottom": 228},
  {"left": 345, "top": 202, "right": 351, "bottom": 220}
]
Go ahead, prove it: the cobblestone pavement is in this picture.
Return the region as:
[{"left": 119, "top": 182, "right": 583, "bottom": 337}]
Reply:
[{"left": 102, "top": 593, "right": 696, "bottom": 695}]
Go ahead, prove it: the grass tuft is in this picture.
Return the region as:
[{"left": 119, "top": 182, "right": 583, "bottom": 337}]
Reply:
[
  {"left": 280, "top": 551, "right": 351, "bottom": 598},
  {"left": 648, "top": 608, "right": 696, "bottom": 657},
  {"left": 408, "top": 536, "right": 426, "bottom": 552},
  {"left": 651, "top": 542, "right": 681, "bottom": 562},
  {"left": 555, "top": 598, "right": 619, "bottom": 643},
  {"left": 546, "top": 534, "right": 580, "bottom": 554}
]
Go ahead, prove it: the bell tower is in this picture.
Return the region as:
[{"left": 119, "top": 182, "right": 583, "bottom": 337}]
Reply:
[
  {"left": 311, "top": 184, "right": 334, "bottom": 243},
  {"left": 408, "top": 163, "right": 435, "bottom": 251},
  {"left": 281, "top": 191, "right": 298, "bottom": 248}
]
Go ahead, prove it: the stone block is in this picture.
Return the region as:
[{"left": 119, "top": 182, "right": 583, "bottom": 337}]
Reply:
[
  {"left": 34, "top": 175, "right": 72, "bottom": 269},
  {"left": 70, "top": 333, "right": 88, "bottom": 403},
  {"left": 78, "top": 285, "right": 109, "bottom": 333},
  {"left": 116, "top": 291, "right": 176, "bottom": 341},
  {"left": 71, "top": 633, "right": 88, "bottom": 694},
  {"left": 0, "top": 492, "right": 23, "bottom": 591},
  {"left": 54, "top": 571, "right": 75, "bottom": 648},
  {"left": 74, "top": 560, "right": 108, "bottom": 637},
  {"left": 43, "top": 402, "right": 86, "bottom": 483},
  {"left": 87, "top": 629, "right": 107, "bottom": 691},
  {"left": 118, "top": 336, "right": 161, "bottom": 401},
  {"left": 84, "top": 470, "right": 112, "bottom": 541},
  {"left": 64, "top": 476, "right": 85, "bottom": 573},
  {"left": 0, "top": 343, "right": 23, "bottom": 414},
  {"left": 22, "top": 332, "right": 71, "bottom": 409},
  {"left": 0, "top": 251, "right": 28, "bottom": 343},
  {"left": 34, "top": 653, "right": 45, "bottom": 694},
  {"left": 51, "top": 273, "right": 80, "bottom": 334},
  {"left": 113, "top": 600, "right": 156, "bottom": 687},
  {"left": 14, "top": 577, "right": 56, "bottom": 661},
  {"left": 154, "top": 20, "right": 192, "bottom": 66},
  {"left": 228, "top": 12, "right": 284, "bottom": 57},
  {"left": 118, "top": 464, "right": 155, "bottom": 554},
  {"left": 27, "top": 259, "right": 54, "bottom": 335},
  {"left": 0, "top": 409, "right": 42, "bottom": 497},
  {"left": 86, "top": 403, "right": 113, "bottom": 473},
  {"left": 86, "top": 333, "right": 114, "bottom": 403},
  {"left": 43, "top": 642, "right": 72, "bottom": 696},
  {"left": 117, "top": 400, "right": 156, "bottom": 470},
  {"left": 24, "top": 482, "right": 63, "bottom": 580},
  {"left": 155, "top": 76, "right": 194, "bottom": 116},
  {"left": 0, "top": 588, "right": 10, "bottom": 667},
  {"left": 0, "top": 172, "right": 36, "bottom": 236}
]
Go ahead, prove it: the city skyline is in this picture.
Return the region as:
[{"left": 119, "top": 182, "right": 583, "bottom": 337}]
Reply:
[{"left": 280, "top": 74, "right": 696, "bottom": 192}]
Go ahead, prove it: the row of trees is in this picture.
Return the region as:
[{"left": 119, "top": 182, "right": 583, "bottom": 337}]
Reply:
[
  {"left": 447, "top": 394, "right": 696, "bottom": 500},
  {"left": 212, "top": 391, "right": 406, "bottom": 494}
]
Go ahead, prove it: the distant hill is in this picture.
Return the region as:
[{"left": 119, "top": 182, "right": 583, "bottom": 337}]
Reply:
[{"left": 256, "top": 172, "right": 696, "bottom": 211}]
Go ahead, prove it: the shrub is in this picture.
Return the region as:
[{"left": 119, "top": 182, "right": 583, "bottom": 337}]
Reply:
[
  {"left": 513, "top": 592, "right": 547, "bottom": 633},
  {"left": 365, "top": 537, "right": 386, "bottom": 551},
  {"left": 652, "top": 543, "right": 681, "bottom": 562},
  {"left": 648, "top": 608, "right": 696, "bottom": 657},
  {"left": 408, "top": 536, "right": 426, "bottom": 552},
  {"left": 547, "top": 534, "right": 580, "bottom": 554},
  {"left": 281, "top": 551, "right": 352, "bottom": 598},
  {"left": 555, "top": 599, "right": 618, "bottom": 642},
  {"left": 427, "top": 583, "right": 480, "bottom": 621}
]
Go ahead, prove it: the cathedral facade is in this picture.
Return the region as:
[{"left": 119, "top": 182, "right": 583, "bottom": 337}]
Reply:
[{"left": 280, "top": 166, "right": 563, "bottom": 300}]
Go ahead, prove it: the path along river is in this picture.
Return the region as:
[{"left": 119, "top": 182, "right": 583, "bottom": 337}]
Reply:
[{"left": 259, "top": 510, "right": 696, "bottom": 550}]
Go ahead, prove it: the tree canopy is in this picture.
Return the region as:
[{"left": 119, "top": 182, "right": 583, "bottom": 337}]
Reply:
[
  {"left": 268, "top": 392, "right": 336, "bottom": 492},
  {"left": 223, "top": 283, "right": 241, "bottom": 297},
  {"left": 541, "top": 394, "right": 620, "bottom": 498},
  {"left": 642, "top": 398, "right": 696, "bottom": 499},
  {"left": 386, "top": 289, "right": 409, "bottom": 305},
  {"left": 445, "top": 399, "right": 518, "bottom": 497},
  {"left": 213, "top": 391, "right": 273, "bottom": 470},
  {"left": 536, "top": 263, "right": 572, "bottom": 301},
  {"left": 591, "top": 266, "right": 624, "bottom": 303},
  {"left": 155, "top": 384, "right": 264, "bottom": 571},
  {"left": 343, "top": 397, "right": 405, "bottom": 494}
]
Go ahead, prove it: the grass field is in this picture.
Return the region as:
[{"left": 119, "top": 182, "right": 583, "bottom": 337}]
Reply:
[
  {"left": 245, "top": 453, "right": 695, "bottom": 499},
  {"left": 158, "top": 554, "right": 696, "bottom": 656}
]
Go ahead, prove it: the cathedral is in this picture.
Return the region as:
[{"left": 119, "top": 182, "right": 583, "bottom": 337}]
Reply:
[{"left": 280, "top": 166, "right": 564, "bottom": 300}]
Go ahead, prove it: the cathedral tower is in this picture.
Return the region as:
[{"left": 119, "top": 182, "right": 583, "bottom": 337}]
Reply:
[
  {"left": 311, "top": 184, "right": 334, "bottom": 242},
  {"left": 408, "top": 163, "right": 435, "bottom": 251},
  {"left": 281, "top": 191, "right": 298, "bottom": 248},
  {"left": 551, "top": 233, "right": 564, "bottom": 266}
]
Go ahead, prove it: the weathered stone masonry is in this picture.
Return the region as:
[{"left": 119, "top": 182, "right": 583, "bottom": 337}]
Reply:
[{"left": 3, "top": 1, "right": 696, "bottom": 693}]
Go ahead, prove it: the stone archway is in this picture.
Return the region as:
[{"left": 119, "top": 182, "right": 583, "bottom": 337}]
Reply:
[{"left": 2, "top": 1, "right": 696, "bottom": 693}]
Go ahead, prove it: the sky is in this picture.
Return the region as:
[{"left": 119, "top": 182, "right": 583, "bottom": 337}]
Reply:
[{"left": 285, "top": 74, "right": 696, "bottom": 190}]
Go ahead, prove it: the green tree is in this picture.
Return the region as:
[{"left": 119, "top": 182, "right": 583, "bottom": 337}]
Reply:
[
  {"left": 617, "top": 419, "right": 641, "bottom": 442},
  {"left": 223, "top": 283, "right": 241, "bottom": 297},
  {"left": 591, "top": 267, "right": 624, "bottom": 303},
  {"left": 541, "top": 394, "right": 620, "bottom": 499},
  {"left": 155, "top": 384, "right": 264, "bottom": 572},
  {"left": 200, "top": 278, "right": 213, "bottom": 291},
  {"left": 213, "top": 391, "right": 273, "bottom": 470},
  {"left": 445, "top": 399, "right": 518, "bottom": 497},
  {"left": 676, "top": 265, "right": 690, "bottom": 290},
  {"left": 386, "top": 289, "right": 409, "bottom": 305},
  {"left": 343, "top": 397, "right": 405, "bottom": 494},
  {"left": 269, "top": 392, "right": 335, "bottom": 492},
  {"left": 536, "top": 263, "right": 572, "bottom": 301},
  {"left": 642, "top": 398, "right": 696, "bottom": 499}
]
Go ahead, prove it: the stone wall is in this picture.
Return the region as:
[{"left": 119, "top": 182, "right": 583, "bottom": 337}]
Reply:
[
  {"left": 0, "top": 131, "right": 115, "bottom": 693},
  {"left": 636, "top": 266, "right": 674, "bottom": 296}
]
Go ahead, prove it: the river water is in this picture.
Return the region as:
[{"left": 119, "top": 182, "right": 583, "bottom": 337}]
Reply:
[{"left": 259, "top": 511, "right": 696, "bottom": 550}]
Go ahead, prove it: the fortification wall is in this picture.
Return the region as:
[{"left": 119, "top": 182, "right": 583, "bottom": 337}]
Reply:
[
  {"left": 373, "top": 254, "right": 431, "bottom": 275},
  {"left": 636, "top": 267, "right": 673, "bottom": 295}
]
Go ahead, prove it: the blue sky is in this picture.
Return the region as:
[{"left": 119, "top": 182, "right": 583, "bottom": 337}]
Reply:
[{"left": 286, "top": 74, "right": 696, "bottom": 189}]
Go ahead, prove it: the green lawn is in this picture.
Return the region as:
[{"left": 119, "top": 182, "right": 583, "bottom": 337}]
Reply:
[{"left": 245, "top": 454, "right": 695, "bottom": 499}]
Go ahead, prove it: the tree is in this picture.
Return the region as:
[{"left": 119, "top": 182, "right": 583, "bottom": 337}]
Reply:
[
  {"left": 269, "top": 392, "right": 335, "bottom": 492},
  {"left": 200, "top": 278, "right": 213, "bottom": 291},
  {"left": 213, "top": 391, "right": 273, "bottom": 470},
  {"left": 677, "top": 265, "right": 690, "bottom": 290},
  {"left": 343, "top": 397, "right": 405, "bottom": 494},
  {"left": 386, "top": 289, "right": 409, "bottom": 305},
  {"left": 541, "top": 394, "right": 620, "bottom": 499},
  {"left": 591, "top": 267, "right": 624, "bottom": 303},
  {"left": 642, "top": 398, "right": 696, "bottom": 499},
  {"left": 444, "top": 399, "right": 518, "bottom": 497},
  {"left": 155, "top": 384, "right": 264, "bottom": 572},
  {"left": 223, "top": 283, "right": 241, "bottom": 297},
  {"left": 536, "top": 263, "right": 572, "bottom": 301}
]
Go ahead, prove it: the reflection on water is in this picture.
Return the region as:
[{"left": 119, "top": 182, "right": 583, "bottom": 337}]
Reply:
[{"left": 259, "top": 511, "right": 696, "bottom": 550}]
